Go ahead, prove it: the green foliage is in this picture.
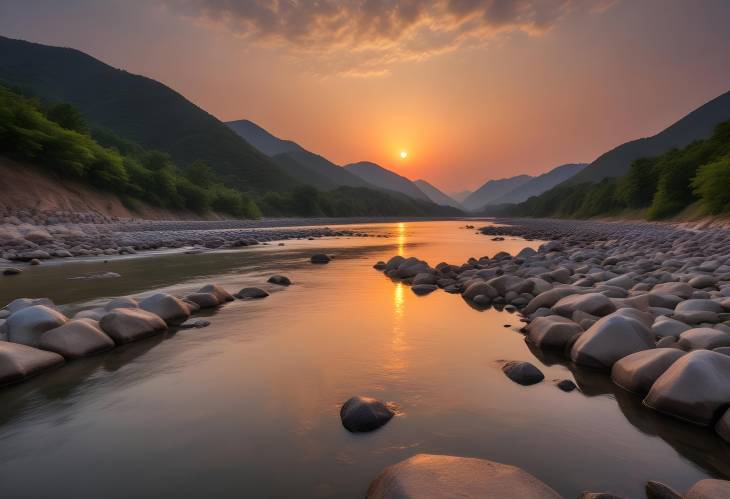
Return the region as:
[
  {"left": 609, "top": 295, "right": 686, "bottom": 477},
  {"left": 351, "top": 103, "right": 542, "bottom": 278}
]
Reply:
[
  {"left": 0, "top": 84, "right": 261, "bottom": 218},
  {"left": 692, "top": 156, "right": 730, "bottom": 214}
]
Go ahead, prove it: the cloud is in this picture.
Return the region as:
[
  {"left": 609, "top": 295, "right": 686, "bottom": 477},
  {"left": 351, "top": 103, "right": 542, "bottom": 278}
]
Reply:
[{"left": 171, "top": 0, "right": 616, "bottom": 76}]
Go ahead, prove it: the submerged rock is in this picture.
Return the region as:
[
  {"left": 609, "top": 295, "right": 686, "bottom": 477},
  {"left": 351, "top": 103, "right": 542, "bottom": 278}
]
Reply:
[
  {"left": 268, "top": 275, "right": 292, "bottom": 286},
  {"left": 340, "top": 396, "right": 395, "bottom": 432},
  {"left": 411, "top": 284, "right": 437, "bottom": 296},
  {"left": 685, "top": 479, "right": 730, "bottom": 499},
  {"left": 501, "top": 361, "right": 544, "bottom": 386},
  {"left": 366, "top": 454, "right": 561, "bottom": 499},
  {"left": 310, "top": 254, "right": 331, "bottom": 264},
  {"left": 236, "top": 287, "right": 270, "bottom": 300}
]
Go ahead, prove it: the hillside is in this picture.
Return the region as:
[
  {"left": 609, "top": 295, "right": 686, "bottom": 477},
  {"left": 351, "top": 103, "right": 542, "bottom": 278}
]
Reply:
[
  {"left": 344, "top": 162, "right": 429, "bottom": 201},
  {"left": 414, "top": 180, "right": 462, "bottom": 208},
  {"left": 271, "top": 150, "right": 373, "bottom": 190},
  {"left": 0, "top": 35, "right": 298, "bottom": 193},
  {"left": 569, "top": 89, "right": 730, "bottom": 184},
  {"left": 450, "top": 190, "right": 472, "bottom": 203},
  {"left": 489, "top": 163, "right": 587, "bottom": 205},
  {"left": 462, "top": 175, "right": 532, "bottom": 211},
  {"left": 226, "top": 119, "right": 304, "bottom": 156}
]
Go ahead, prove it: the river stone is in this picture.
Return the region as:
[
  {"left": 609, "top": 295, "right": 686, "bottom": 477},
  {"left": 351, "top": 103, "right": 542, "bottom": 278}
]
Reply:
[
  {"left": 384, "top": 255, "right": 405, "bottom": 271},
  {"left": 604, "top": 275, "right": 635, "bottom": 290},
  {"left": 611, "top": 348, "right": 686, "bottom": 395},
  {"left": 3, "top": 267, "right": 21, "bottom": 275},
  {"left": 523, "top": 286, "right": 582, "bottom": 314},
  {"left": 652, "top": 316, "right": 691, "bottom": 338},
  {"left": 462, "top": 282, "right": 498, "bottom": 301},
  {"left": 685, "top": 479, "right": 730, "bottom": 499},
  {"left": 0, "top": 341, "right": 64, "bottom": 386},
  {"left": 502, "top": 361, "right": 544, "bottom": 385},
  {"left": 526, "top": 315, "right": 582, "bottom": 350},
  {"left": 645, "top": 481, "right": 682, "bottom": 499},
  {"left": 4, "top": 297, "right": 56, "bottom": 314},
  {"left": 340, "top": 396, "right": 395, "bottom": 432},
  {"left": 311, "top": 254, "right": 331, "bottom": 264},
  {"left": 104, "top": 297, "right": 139, "bottom": 311},
  {"left": 74, "top": 307, "right": 107, "bottom": 321},
  {"left": 557, "top": 379, "right": 577, "bottom": 392},
  {"left": 38, "top": 319, "right": 115, "bottom": 359},
  {"left": 99, "top": 308, "right": 167, "bottom": 345},
  {"left": 6, "top": 305, "right": 68, "bottom": 348},
  {"left": 197, "top": 284, "right": 235, "bottom": 302},
  {"left": 553, "top": 293, "right": 616, "bottom": 317},
  {"left": 570, "top": 312, "right": 655, "bottom": 370},
  {"left": 689, "top": 275, "right": 717, "bottom": 289},
  {"left": 267, "top": 275, "right": 292, "bottom": 286},
  {"left": 651, "top": 282, "right": 695, "bottom": 299},
  {"left": 678, "top": 328, "right": 730, "bottom": 350},
  {"left": 139, "top": 293, "right": 191, "bottom": 325},
  {"left": 236, "top": 287, "right": 270, "bottom": 299},
  {"left": 412, "top": 273, "right": 437, "bottom": 285},
  {"left": 411, "top": 284, "right": 437, "bottom": 296},
  {"left": 365, "top": 454, "right": 561, "bottom": 499},
  {"left": 715, "top": 346, "right": 730, "bottom": 356},
  {"left": 716, "top": 408, "right": 730, "bottom": 444},
  {"left": 185, "top": 292, "right": 220, "bottom": 309},
  {"left": 675, "top": 299, "right": 724, "bottom": 314},
  {"left": 644, "top": 350, "right": 730, "bottom": 425}
]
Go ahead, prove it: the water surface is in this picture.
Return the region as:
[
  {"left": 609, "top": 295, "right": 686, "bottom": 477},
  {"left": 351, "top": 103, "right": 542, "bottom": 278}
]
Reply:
[{"left": 0, "top": 221, "right": 728, "bottom": 498}]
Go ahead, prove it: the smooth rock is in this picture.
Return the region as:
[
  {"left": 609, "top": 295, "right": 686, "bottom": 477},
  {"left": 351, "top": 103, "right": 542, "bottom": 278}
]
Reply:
[
  {"left": 197, "top": 284, "right": 235, "bottom": 302},
  {"left": 340, "top": 396, "right": 395, "bottom": 432},
  {"left": 652, "top": 316, "right": 691, "bottom": 338},
  {"left": 311, "top": 254, "right": 331, "bottom": 264},
  {"left": 571, "top": 312, "right": 655, "bottom": 370},
  {"left": 411, "top": 284, "right": 437, "bottom": 296},
  {"left": 236, "top": 287, "right": 270, "bottom": 299},
  {"left": 268, "top": 275, "right": 292, "bottom": 286},
  {"left": 611, "top": 348, "right": 686, "bottom": 395},
  {"left": 6, "top": 305, "right": 68, "bottom": 347},
  {"left": 502, "top": 361, "right": 544, "bottom": 385},
  {"left": 0, "top": 341, "right": 64, "bottom": 386},
  {"left": 104, "top": 297, "right": 139, "bottom": 311},
  {"left": 645, "top": 481, "right": 682, "bottom": 499},
  {"left": 139, "top": 293, "right": 190, "bottom": 325},
  {"left": 184, "top": 292, "right": 220, "bottom": 309},
  {"left": 99, "top": 308, "right": 167, "bottom": 345},
  {"left": 553, "top": 293, "right": 616, "bottom": 317},
  {"left": 685, "top": 479, "right": 730, "bottom": 499},
  {"left": 678, "top": 327, "right": 730, "bottom": 350},
  {"left": 526, "top": 315, "right": 582, "bottom": 350},
  {"left": 38, "top": 319, "right": 115, "bottom": 359}
]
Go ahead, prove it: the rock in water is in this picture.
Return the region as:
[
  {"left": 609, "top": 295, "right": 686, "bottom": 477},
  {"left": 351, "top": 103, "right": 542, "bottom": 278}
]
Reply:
[
  {"left": 645, "top": 481, "right": 682, "bottom": 499},
  {"left": 526, "top": 315, "right": 582, "bottom": 350},
  {"left": 684, "top": 479, "right": 730, "bottom": 499},
  {"left": 268, "top": 275, "right": 292, "bottom": 286},
  {"left": 197, "top": 284, "right": 235, "bottom": 302},
  {"left": 502, "top": 361, "right": 544, "bottom": 385},
  {"left": 557, "top": 379, "right": 577, "bottom": 392},
  {"left": 6, "top": 305, "right": 68, "bottom": 347},
  {"left": 138, "top": 293, "right": 191, "bottom": 325},
  {"left": 340, "top": 396, "right": 395, "bottom": 432},
  {"left": 38, "top": 319, "right": 115, "bottom": 359},
  {"left": 411, "top": 284, "right": 437, "bottom": 296},
  {"left": 366, "top": 454, "right": 561, "bottom": 499},
  {"left": 99, "top": 309, "right": 167, "bottom": 345},
  {"left": 0, "top": 341, "right": 64, "bottom": 386},
  {"left": 236, "top": 287, "right": 270, "bottom": 300},
  {"left": 716, "top": 408, "right": 730, "bottom": 444},
  {"left": 184, "top": 292, "right": 220, "bottom": 309},
  {"left": 611, "top": 349, "right": 685, "bottom": 395},
  {"left": 310, "top": 254, "right": 331, "bottom": 264},
  {"left": 644, "top": 350, "right": 730, "bottom": 426}
]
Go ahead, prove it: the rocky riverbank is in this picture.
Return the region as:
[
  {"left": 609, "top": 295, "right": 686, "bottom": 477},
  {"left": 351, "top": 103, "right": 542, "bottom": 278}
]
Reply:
[
  {"left": 0, "top": 208, "right": 429, "bottom": 264},
  {"left": 374, "top": 218, "right": 730, "bottom": 446}
]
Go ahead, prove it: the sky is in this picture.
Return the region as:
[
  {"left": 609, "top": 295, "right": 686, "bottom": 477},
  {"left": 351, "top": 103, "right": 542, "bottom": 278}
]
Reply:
[{"left": 1, "top": 0, "right": 730, "bottom": 192}]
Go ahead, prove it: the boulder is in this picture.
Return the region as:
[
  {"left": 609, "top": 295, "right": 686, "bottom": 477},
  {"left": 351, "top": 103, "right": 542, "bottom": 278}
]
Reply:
[
  {"left": 236, "top": 287, "right": 270, "bottom": 299},
  {"left": 267, "top": 275, "right": 292, "bottom": 286},
  {"left": 99, "top": 308, "right": 167, "bottom": 345},
  {"left": 716, "top": 408, "right": 730, "bottom": 444},
  {"left": 644, "top": 350, "right": 730, "bottom": 425},
  {"left": 651, "top": 282, "right": 694, "bottom": 299},
  {"left": 340, "top": 396, "right": 395, "bottom": 432},
  {"left": 184, "top": 292, "right": 220, "bottom": 309},
  {"left": 411, "top": 284, "right": 437, "bottom": 296},
  {"left": 526, "top": 315, "right": 582, "bottom": 350},
  {"left": 412, "top": 273, "right": 437, "bottom": 285},
  {"left": 310, "top": 254, "right": 331, "bottom": 264},
  {"left": 674, "top": 299, "right": 724, "bottom": 314},
  {"left": 501, "top": 361, "right": 544, "bottom": 385},
  {"left": 74, "top": 307, "right": 107, "bottom": 321},
  {"left": 462, "top": 282, "right": 498, "bottom": 301},
  {"left": 685, "top": 480, "right": 730, "bottom": 499},
  {"left": 6, "top": 305, "right": 68, "bottom": 347},
  {"left": 611, "top": 348, "right": 686, "bottom": 395},
  {"left": 4, "top": 297, "right": 56, "bottom": 314},
  {"left": 553, "top": 293, "right": 616, "bottom": 317},
  {"left": 652, "top": 316, "right": 691, "bottom": 338},
  {"left": 197, "top": 284, "right": 235, "bottom": 302},
  {"left": 644, "top": 481, "right": 682, "bottom": 499},
  {"left": 678, "top": 327, "right": 730, "bottom": 350},
  {"left": 38, "top": 319, "right": 115, "bottom": 359},
  {"left": 689, "top": 275, "right": 716, "bottom": 289},
  {"left": 366, "top": 454, "right": 561, "bottom": 499},
  {"left": 570, "top": 312, "right": 655, "bottom": 369},
  {"left": 523, "top": 287, "right": 582, "bottom": 314},
  {"left": 0, "top": 341, "right": 64, "bottom": 386},
  {"left": 139, "top": 293, "right": 190, "bottom": 325},
  {"left": 104, "top": 297, "right": 139, "bottom": 311},
  {"left": 557, "top": 379, "right": 577, "bottom": 392}
]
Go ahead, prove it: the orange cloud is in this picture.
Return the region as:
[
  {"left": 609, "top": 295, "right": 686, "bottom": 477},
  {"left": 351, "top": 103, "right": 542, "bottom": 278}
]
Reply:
[{"left": 171, "top": 0, "right": 617, "bottom": 76}]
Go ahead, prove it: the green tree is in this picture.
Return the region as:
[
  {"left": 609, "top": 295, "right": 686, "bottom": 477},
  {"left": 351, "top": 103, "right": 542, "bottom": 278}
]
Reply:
[{"left": 44, "top": 102, "right": 88, "bottom": 134}]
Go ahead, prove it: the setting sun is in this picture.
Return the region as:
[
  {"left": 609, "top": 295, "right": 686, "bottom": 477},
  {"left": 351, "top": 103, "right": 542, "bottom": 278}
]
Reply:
[{"left": 400, "top": 150, "right": 408, "bottom": 159}]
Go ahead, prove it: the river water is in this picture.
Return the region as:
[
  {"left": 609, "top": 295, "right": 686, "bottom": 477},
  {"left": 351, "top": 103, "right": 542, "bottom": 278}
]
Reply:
[{"left": 0, "top": 220, "right": 728, "bottom": 498}]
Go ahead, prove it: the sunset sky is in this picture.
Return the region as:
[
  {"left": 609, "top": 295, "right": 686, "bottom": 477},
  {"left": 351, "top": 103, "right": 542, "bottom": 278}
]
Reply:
[{"left": 2, "top": 0, "right": 730, "bottom": 192}]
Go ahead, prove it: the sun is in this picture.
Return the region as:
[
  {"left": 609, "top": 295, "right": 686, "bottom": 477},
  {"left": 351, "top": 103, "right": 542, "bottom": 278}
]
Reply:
[{"left": 399, "top": 150, "right": 408, "bottom": 159}]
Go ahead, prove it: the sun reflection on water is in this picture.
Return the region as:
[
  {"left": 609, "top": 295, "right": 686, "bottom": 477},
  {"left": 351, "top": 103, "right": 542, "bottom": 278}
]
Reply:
[{"left": 397, "top": 222, "right": 406, "bottom": 256}]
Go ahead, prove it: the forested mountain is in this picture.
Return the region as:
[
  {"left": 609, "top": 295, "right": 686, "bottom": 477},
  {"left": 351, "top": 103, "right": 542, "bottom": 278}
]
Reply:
[
  {"left": 414, "top": 180, "right": 462, "bottom": 208},
  {"left": 488, "top": 163, "right": 587, "bottom": 205},
  {"left": 462, "top": 175, "right": 531, "bottom": 211},
  {"left": 345, "top": 161, "right": 430, "bottom": 201},
  {"left": 226, "top": 119, "right": 304, "bottom": 157}
]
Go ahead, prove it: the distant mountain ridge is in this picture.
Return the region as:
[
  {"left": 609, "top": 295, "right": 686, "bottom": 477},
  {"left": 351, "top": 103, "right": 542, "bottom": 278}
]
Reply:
[
  {"left": 226, "top": 119, "right": 304, "bottom": 156},
  {"left": 568, "top": 89, "right": 730, "bottom": 184},
  {"left": 489, "top": 163, "right": 587, "bottom": 205},
  {"left": 462, "top": 175, "right": 532, "bottom": 211},
  {"left": 414, "top": 180, "right": 462, "bottom": 208},
  {"left": 0, "top": 35, "right": 297, "bottom": 193},
  {"left": 270, "top": 150, "right": 373, "bottom": 190},
  {"left": 344, "top": 162, "right": 430, "bottom": 201}
]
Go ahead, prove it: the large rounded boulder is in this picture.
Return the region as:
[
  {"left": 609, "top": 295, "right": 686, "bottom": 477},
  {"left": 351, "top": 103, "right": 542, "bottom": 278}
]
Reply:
[
  {"left": 139, "top": 293, "right": 191, "bottom": 325},
  {"left": 644, "top": 349, "right": 730, "bottom": 426},
  {"left": 717, "top": 408, "right": 730, "bottom": 444},
  {"left": 611, "top": 348, "right": 685, "bottom": 395},
  {"left": 0, "top": 341, "right": 64, "bottom": 386},
  {"left": 553, "top": 292, "right": 616, "bottom": 318},
  {"left": 652, "top": 316, "right": 690, "bottom": 339},
  {"left": 6, "top": 305, "right": 68, "bottom": 348},
  {"left": 462, "top": 282, "right": 498, "bottom": 301},
  {"left": 184, "top": 292, "right": 220, "bottom": 309},
  {"left": 99, "top": 308, "right": 167, "bottom": 345},
  {"left": 526, "top": 315, "right": 582, "bottom": 350},
  {"left": 38, "top": 319, "right": 115, "bottom": 359},
  {"left": 678, "top": 327, "right": 730, "bottom": 350},
  {"left": 340, "top": 396, "right": 395, "bottom": 432},
  {"left": 502, "top": 361, "right": 544, "bottom": 386},
  {"left": 685, "top": 479, "right": 730, "bottom": 499},
  {"left": 366, "top": 454, "right": 561, "bottom": 499},
  {"left": 523, "top": 286, "right": 581, "bottom": 315},
  {"left": 198, "top": 284, "right": 235, "bottom": 302},
  {"left": 570, "top": 312, "right": 655, "bottom": 370}
]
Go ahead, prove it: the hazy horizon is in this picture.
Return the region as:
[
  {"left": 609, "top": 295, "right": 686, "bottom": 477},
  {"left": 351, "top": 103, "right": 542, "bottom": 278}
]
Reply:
[{"left": 2, "top": 0, "right": 730, "bottom": 191}]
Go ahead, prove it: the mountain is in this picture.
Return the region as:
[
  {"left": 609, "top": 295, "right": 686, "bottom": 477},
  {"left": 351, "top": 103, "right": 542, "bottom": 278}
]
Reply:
[
  {"left": 344, "top": 162, "right": 430, "bottom": 201},
  {"left": 226, "top": 119, "right": 304, "bottom": 156},
  {"left": 0, "top": 35, "right": 297, "bottom": 193},
  {"left": 488, "top": 163, "right": 588, "bottom": 205},
  {"left": 414, "top": 180, "right": 462, "bottom": 208},
  {"left": 271, "top": 150, "right": 373, "bottom": 190},
  {"left": 569, "top": 90, "right": 730, "bottom": 184},
  {"left": 462, "top": 175, "right": 532, "bottom": 211},
  {"left": 450, "top": 190, "right": 472, "bottom": 203}
]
